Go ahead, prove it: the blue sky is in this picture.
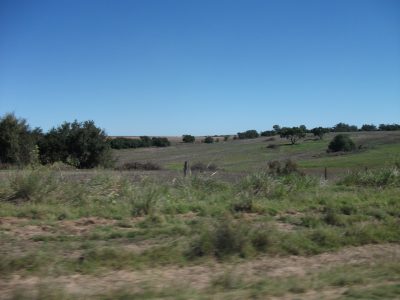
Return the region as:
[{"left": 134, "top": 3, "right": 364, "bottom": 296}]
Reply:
[{"left": 1, "top": 0, "right": 399, "bottom": 135}]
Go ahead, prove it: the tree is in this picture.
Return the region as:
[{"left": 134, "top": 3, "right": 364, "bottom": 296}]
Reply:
[
  {"left": 237, "top": 130, "right": 259, "bottom": 139},
  {"left": 333, "top": 123, "right": 358, "bottom": 132},
  {"left": 260, "top": 130, "right": 276, "bottom": 137},
  {"left": 182, "top": 134, "right": 195, "bottom": 143},
  {"left": 299, "top": 125, "right": 308, "bottom": 133},
  {"left": 151, "top": 137, "right": 170, "bottom": 147},
  {"left": 279, "top": 127, "right": 306, "bottom": 144},
  {"left": 328, "top": 134, "right": 356, "bottom": 152},
  {"left": 361, "top": 124, "right": 377, "bottom": 131},
  {"left": 0, "top": 113, "right": 39, "bottom": 166},
  {"left": 203, "top": 136, "right": 214, "bottom": 144},
  {"left": 378, "top": 123, "right": 400, "bottom": 131},
  {"left": 39, "top": 120, "right": 112, "bottom": 168},
  {"left": 272, "top": 125, "right": 281, "bottom": 133},
  {"left": 311, "top": 127, "right": 330, "bottom": 140}
]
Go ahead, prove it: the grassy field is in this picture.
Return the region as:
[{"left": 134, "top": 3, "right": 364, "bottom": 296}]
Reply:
[
  {"left": 113, "top": 131, "right": 400, "bottom": 174},
  {"left": 0, "top": 131, "right": 399, "bottom": 299}
]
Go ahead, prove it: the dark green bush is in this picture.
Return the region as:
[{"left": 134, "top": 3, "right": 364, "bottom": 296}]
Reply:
[
  {"left": 182, "top": 135, "right": 195, "bottom": 143},
  {"left": 328, "top": 134, "right": 356, "bottom": 152},
  {"left": 39, "top": 120, "right": 112, "bottom": 168},
  {"left": 151, "top": 137, "right": 170, "bottom": 147},
  {"left": 203, "top": 136, "right": 214, "bottom": 144},
  {"left": 237, "top": 130, "right": 259, "bottom": 139},
  {"left": 110, "top": 138, "right": 144, "bottom": 149},
  {"left": 332, "top": 123, "right": 358, "bottom": 132}
]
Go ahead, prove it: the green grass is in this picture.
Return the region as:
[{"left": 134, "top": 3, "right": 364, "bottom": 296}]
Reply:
[{"left": 1, "top": 132, "right": 400, "bottom": 299}]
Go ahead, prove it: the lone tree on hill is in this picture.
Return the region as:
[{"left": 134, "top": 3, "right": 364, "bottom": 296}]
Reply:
[
  {"left": 279, "top": 127, "right": 306, "bottom": 144},
  {"left": 311, "top": 127, "right": 330, "bottom": 140}
]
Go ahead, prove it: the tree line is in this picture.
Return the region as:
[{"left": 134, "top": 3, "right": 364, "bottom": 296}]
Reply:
[{"left": 1, "top": 113, "right": 399, "bottom": 168}]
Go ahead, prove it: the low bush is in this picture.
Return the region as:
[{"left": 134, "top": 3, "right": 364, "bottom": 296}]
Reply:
[
  {"left": 338, "top": 167, "right": 400, "bottom": 187},
  {"left": 110, "top": 138, "right": 144, "bottom": 149},
  {"left": 267, "top": 159, "right": 301, "bottom": 176},
  {"left": 151, "top": 137, "right": 170, "bottom": 147},
  {"left": 190, "top": 162, "right": 218, "bottom": 172},
  {"left": 266, "top": 144, "right": 279, "bottom": 149},
  {"left": 116, "top": 162, "right": 161, "bottom": 171},
  {"left": 203, "top": 136, "right": 214, "bottom": 144},
  {"left": 182, "top": 135, "right": 195, "bottom": 143}
]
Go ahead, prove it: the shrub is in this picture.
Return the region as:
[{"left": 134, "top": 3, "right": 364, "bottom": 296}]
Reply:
[
  {"left": 151, "top": 137, "right": 170, "bottom": 147},
  {"left": 328, "top": 134, "right": 356, "bottom": 152},
  {"left": 267, "top": 159, "right": 300, "bottom": 176},
  {"left": 189, "top": 216, "right": 252, "bottom": 258},
  {"left": 338, "top": 167, "right": 400, "bottom": 187},
  {"left": 6, "top": 167, "right": 59, "bottom": 202},
  {"left": 266, "top": 144, "right": 279, "bottom": 149},
  {"left": 130, "top": 185, "right": 162, "bottom": 216},
  {"left": 182, "top": 135, "right": 195, "bottom": 143},
  {"left": 110, "top": 138, "right": 144, "bottom": 149},
  {"left": 190, "top": 162, "right": 218, "bottom": 172},
  {"left": 203, "top": 136, "right": 214, "bottom": 144}
]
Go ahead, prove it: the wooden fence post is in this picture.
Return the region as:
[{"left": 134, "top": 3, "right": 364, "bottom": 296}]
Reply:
[
  {"left": 324, "top": 167, "right": 328, "bottom": 180},
  {"left": 184, "top": 161, "right": 190, "bottom": 177}
]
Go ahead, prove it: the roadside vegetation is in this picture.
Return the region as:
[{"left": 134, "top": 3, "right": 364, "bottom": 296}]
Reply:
[{"left": 0, "top": 163, "right": 399, "bottom": 299}]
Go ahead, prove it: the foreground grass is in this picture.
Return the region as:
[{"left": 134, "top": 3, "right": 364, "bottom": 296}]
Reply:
[{"left": 0, "top": 166, "right": 399, "bottom": 299}]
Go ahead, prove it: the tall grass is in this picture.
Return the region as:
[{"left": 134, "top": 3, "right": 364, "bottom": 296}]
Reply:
[{"left": 339, "top": 166, "right": 400, "bottom": 187}]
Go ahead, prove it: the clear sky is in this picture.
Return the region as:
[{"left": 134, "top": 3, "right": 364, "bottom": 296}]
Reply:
[{"left": 1, "top": 0, "right": 399, "bottom": 135}]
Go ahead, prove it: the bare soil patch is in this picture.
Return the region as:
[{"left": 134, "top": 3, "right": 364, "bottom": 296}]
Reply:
[{"left": 1, "top": 243, "right": 398, "bottom": 299}]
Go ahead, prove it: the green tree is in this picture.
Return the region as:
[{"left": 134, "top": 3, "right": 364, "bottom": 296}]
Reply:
[
  {"left": 361, "top": 124, "right": 377, "bottom": 131},
  {"left": 237, "top": 130, "right": 259, "bottom": 139},
  {"left": 0, "top": 113, "right": 39, "bottom": 166},
  {"left": 311, "top": 127, "right": 330, "bottom": 140},
  {"left": 39, "top": 120, "right": 112, "bottom": 168},
  {"left": 279, "top": 127, "right": 306, "bottom": 144},
  {"left": 182, "top": 134, "right": 195, "bottom": 143}
]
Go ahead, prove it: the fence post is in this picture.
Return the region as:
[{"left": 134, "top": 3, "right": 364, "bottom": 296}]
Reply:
[
  {"left": 184, "top": 161, "right": 190, "bottom": 177},
  {"left": 324, "top": 167, "right": 328, "bottom": 180}
]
